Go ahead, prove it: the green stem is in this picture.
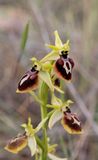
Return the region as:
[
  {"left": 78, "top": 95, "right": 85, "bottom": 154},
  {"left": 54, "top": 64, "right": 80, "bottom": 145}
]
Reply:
[{"left": 39, "top": 82, "right": 48, "bottom": 160}]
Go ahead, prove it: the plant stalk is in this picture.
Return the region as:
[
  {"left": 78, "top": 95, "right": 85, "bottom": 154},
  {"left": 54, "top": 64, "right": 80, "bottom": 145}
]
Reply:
[{"left": 39, "top": 82, "right": 48, "bottom": 160}]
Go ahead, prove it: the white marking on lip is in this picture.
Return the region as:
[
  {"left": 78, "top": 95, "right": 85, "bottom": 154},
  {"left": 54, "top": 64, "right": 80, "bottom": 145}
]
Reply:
[
  {"left": 63, "top": 61, "right": 72, "bottom": 74},
  {"left": 72, "top": 116, "right": 80, "bottom": 126},
  {"left": 20, "top": 75, "right": 29, "bottom": 86}
]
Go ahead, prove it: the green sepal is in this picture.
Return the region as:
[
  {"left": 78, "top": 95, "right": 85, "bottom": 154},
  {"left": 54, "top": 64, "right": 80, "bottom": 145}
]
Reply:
[
  {"left": 39, "top": 71, "right": 54, "bottom": 92},
  {"left": 54, "top": 30, "right": 63, "bottom": 47},
  {"left": 40, "top": 51, "right": 59, "bottom": 63}
]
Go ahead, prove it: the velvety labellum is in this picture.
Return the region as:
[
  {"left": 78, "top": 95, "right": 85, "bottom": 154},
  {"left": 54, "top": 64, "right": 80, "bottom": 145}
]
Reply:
[
  {"left": 5, "top": 133, "right": 27, "bottom": 153},
  {"left": 18, "top": 69, "right": 39, "bottom": 93},
  {"left": 54, "top": 56, "right": 74, "bottom": 81},
  {"left": 61, "top": 111, "right": 82, "bottom": 134}
]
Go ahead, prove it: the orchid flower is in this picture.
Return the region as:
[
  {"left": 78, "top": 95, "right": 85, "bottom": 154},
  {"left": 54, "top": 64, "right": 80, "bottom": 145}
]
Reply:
[
  {"left": 48, "top": 94, "right": 83, "bottom": 134},
  {"left": 5, "top": 117, "right": 47, "bottom": 156}
]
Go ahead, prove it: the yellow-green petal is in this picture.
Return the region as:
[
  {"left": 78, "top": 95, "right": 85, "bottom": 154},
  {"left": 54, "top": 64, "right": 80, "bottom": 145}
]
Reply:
[
  {"left": 40, "top": 51, "right": 59, "bottom": 63},
  {"left": 54, "top": 30, "right": 63, "bottom": 47}
]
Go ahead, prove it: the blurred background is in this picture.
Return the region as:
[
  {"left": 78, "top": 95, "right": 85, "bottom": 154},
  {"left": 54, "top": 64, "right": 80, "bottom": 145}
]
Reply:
[{"left": 0, "top": 0, "right": 98, "bottom": 160}]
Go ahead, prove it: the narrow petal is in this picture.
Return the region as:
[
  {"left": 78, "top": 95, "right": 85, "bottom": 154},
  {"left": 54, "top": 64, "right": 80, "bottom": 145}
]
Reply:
[
  {"left": 39, "top": 71, "right": 54, "bottom": 92},
  {"left": 48, "top": 153, "right": 67, "bottom": 160},
  {"left": 54, "top": 86, "right": 64, "bottom": 94},
  {"left": 48, "top": 110, "right": 63, "bottom": 129},
  {"left": 61, "top": 100, "right": 73, "bottom": 109},
  {"left": 28, "top": 136, "right": 37, "bottom": 156},
  {"left": 63, "top": 40, "right": 70, "bottom": 51},
  {"left": 46, "top": 44, "right": 59, "bottom": 50},
  {"left": 35, "top": 117, "right": 48, "bottom": 132},
  {"left": 54, "top": 30, "right": 63, "bottom": 47}
]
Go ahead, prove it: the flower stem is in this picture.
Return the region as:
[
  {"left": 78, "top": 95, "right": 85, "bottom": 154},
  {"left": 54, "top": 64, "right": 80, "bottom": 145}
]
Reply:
[{"left": 39, "top": 82, "right": 48, "bottom": 160}]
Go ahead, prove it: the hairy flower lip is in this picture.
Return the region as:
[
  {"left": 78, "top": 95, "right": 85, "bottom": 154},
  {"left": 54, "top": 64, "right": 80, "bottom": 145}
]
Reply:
[
  {"left": 17, "top": 70, "right": 39, "bottom": 93},
  {"left": 5, "top": 133, "right": 28, "bottom": 154},
  {"left": 54, "top": 57, "right": 73, "bottom": 81},
  {"left": 61, "top": 111, "right": 82, "bottom": 134}
]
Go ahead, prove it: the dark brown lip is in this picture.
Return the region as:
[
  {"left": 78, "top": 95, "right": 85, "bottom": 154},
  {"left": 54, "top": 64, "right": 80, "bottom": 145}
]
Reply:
[
  {"left": 54, "top": 57, "right": 72, "bottom": 81},
  {"left": 68, "top": 58, "right": 74, "bottom": 68},
  {"left": 7, "top": 133, "right": 27, "bottom": 150},
  {"left": 18, "top": 69, "right": 39, "bottom": 92},
  {"left": 63, "top": 112, "right": 82, "bottom": 132}
]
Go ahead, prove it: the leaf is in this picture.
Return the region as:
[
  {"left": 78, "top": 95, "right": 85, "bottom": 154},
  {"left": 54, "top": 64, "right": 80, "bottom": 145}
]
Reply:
[
  {"left": 35, "top": 117, "right": 48, "bottom": 132},
  {"left": 40, "top": 51, "right": 59, "bottom": 63},
  {"left": 28, "top": 136, "right": 37, "bottom": 156},
  {"left": 21, "top": 22, "right": 29, "bottom": 50},
  {"left": 48, "top": 153, "right": 67, "bottom": 160},
  {"left": 39, "top": 71, "right": 54, "bottom": 92},
  {"left": 48, "top": 110, "right": 63, "bottom": 129},
  {"left": 54, "top": 30, "right": 63, "bottom": 47}
]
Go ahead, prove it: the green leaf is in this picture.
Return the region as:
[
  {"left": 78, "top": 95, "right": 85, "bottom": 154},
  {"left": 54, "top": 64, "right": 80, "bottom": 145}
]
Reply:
[
  {"left": 48, "top": 110, "right": 62, "bottom": 129},
  {"left": 54, "top": 30, "right": 63, "bottom": 47},
  {"left": 39, "top": 71, "right": 54, "bottom": 92},
  {"left": 21, "top": 22, "right": 29, "bottom": 50},
  {"left": 28, "top": 136, "right": 37, "bottom": 156},
  {"left": 35, "top": 117, "right": 48, "bottom": 132},
  {"left": 48, "top": 153, "right": 67, "bottom": 160}
]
